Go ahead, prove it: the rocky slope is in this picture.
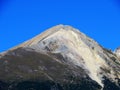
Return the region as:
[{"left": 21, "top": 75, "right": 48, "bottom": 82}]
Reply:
[{"left": 0, "top": 25, "right": 120, "bottom": 90}]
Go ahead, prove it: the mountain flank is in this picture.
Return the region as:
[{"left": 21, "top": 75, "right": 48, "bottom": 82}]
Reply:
[{"left": 0, "top": 25, "right": 120, "bottom": 90}]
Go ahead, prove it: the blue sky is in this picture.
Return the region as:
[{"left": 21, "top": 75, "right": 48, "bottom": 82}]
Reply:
[{"left": 0, "top": 0, "right": 120, "bottom": 52}]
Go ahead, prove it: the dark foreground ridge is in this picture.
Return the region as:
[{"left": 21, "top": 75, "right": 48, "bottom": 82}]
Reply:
[{"left": 0, "top": 48, "right": 101, "bottom": 90}]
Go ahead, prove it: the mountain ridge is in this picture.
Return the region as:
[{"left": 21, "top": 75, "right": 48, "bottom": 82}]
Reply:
[
  {"left": 0, "top": 25, "right": 120, "bottom": 90},
  {"left": 1, "top": 24, "right": 98, "bottom": 52}
]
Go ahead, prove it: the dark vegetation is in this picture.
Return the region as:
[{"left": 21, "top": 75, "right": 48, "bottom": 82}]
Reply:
[
  {"left": 0, "top": 78, "right": 101, "bottom": 90},
  {"left": 103, "top": 77, "right": 120, "bottom": 90}
]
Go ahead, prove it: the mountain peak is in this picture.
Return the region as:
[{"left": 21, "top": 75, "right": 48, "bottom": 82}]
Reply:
[
  {"left": 9, "top": 25, "right": 81, "bottom": 50},
  {"left": 0, "top": 25, "right": 120, "bottom": 90}
]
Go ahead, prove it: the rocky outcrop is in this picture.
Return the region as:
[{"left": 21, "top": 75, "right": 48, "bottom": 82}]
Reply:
[{"left": 115, "top": 47, "right": 120, "bottom": 58}]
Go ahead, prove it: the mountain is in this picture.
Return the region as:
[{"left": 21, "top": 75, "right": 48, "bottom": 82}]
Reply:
[{"left": 0, "top": 25, "right": 120, "bottom": 90}]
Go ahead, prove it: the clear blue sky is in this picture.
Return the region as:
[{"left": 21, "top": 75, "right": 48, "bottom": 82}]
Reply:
[{"left": 0, "top": 0, "right": 120, "bottom": 52}]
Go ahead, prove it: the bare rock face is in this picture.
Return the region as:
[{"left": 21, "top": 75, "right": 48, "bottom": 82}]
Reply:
[{"left": 0, "top": 25, "right": 120, "bottom": 90}]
